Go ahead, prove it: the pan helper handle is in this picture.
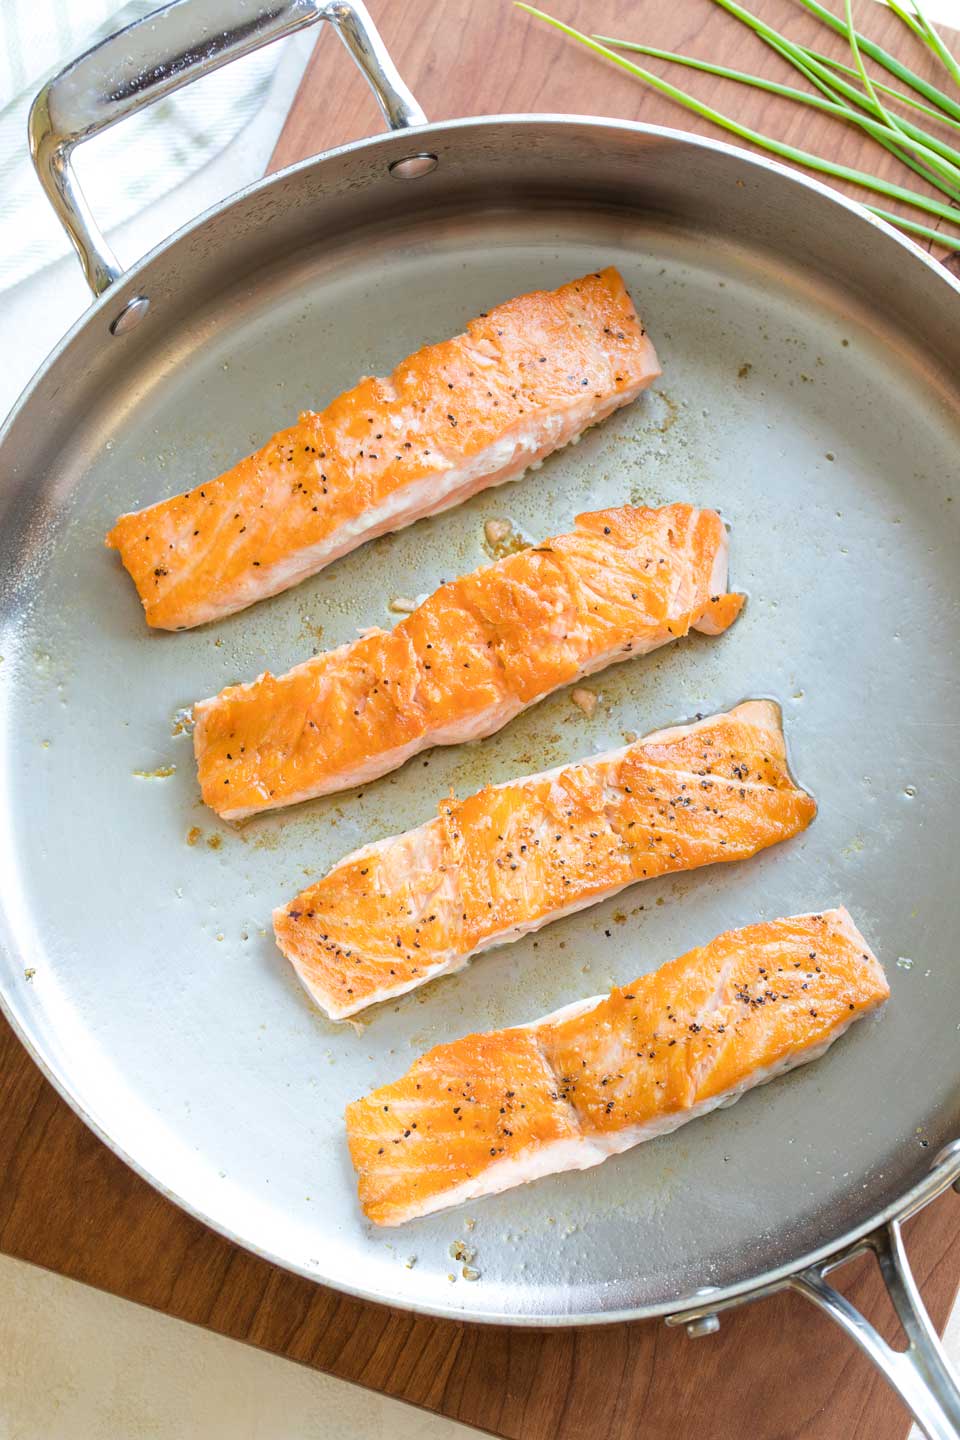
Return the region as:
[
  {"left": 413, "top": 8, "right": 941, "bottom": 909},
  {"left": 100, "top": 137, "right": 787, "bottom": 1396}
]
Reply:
[
  {"left": 667, "top": 1139, "right": 960, "bottom": 1440},
  {"left": 28, "top": 0, "right": 426, "bottom": 319}
]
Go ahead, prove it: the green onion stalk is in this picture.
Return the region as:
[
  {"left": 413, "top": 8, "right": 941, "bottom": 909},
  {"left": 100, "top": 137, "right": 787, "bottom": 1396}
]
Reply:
[{"left": 515, "top": 3, "right": 960, "bottom": 253}]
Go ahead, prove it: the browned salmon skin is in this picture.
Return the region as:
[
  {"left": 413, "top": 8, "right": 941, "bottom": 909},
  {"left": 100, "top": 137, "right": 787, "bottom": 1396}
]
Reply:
[
  {"left": 275, "top": 701, "right": 815, "bottom": 1020},
  {"left": 193, "top": 503, "right": 744, "bottom": 820},
  {"left": 345, "top": 909, "right": 888, "bottom": 1225},
  {"left": 106, "top": 268, "right": 660, "bottom": 630}
]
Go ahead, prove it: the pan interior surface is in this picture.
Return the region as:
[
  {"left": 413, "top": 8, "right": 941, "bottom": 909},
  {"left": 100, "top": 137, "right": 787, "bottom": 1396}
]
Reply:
[{"left": 1, "top": 153, "right": 958, "bottom": 1321}]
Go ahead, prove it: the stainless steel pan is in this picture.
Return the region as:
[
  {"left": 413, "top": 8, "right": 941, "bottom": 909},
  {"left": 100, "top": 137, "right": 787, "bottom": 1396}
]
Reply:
[{"left": 4, "top": 2, "right": 960, "bottom": 1433}]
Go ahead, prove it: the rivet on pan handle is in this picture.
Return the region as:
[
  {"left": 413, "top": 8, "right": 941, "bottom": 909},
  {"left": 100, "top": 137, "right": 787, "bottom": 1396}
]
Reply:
[
  {"left": 666, "top": 1140, "right": 960, "bottom": 1440},
  {"left": 27, "top": 0, "right": 427, "bottom": 331}
]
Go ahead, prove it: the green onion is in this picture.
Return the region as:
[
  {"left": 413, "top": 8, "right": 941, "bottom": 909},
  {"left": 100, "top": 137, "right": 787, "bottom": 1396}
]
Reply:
[
  {"left": 705, "top": 0, "right": 960, "bottom": 182},
  {"left": 515, "top": 5, "right": 960, "bottom": 227},
  {"left": 834, "top": 0, "right": 960, "bottom": 194},
  {"left": 886, "top": 0, "right": 927, "bottom": 44},
  {"left": 843, "top": 0, "right": 898, "bottom": 128},
  {"left": 800, "top": 47, "right": 960, "bottom": 135},
  {"left": 792, "top": 0, "right": 960, "bottom": 122},
  {"left": 906, "top": 0, "right": 960, "bottom": 91},
  {"left": 594, "top": 31, "right": 960, "bottom": 201},
  {"left": 868, "top": 207, "right": 960, "bottom": 249}
]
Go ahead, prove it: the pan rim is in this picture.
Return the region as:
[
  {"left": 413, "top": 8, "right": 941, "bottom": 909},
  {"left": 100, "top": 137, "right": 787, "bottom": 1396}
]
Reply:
[
  {"left": 1, "top": 111, "right": 959, "bottom": 1326},
  {"left": 3, "top": 111, "right": 958, "bottom": 447}
]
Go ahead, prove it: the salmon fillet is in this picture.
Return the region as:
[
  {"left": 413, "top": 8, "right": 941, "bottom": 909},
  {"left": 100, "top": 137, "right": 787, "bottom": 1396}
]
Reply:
[
  {"left": 194, "top": 503, "right": 744, "bottom": 820},
  {"left": 106, "top": 268, "right": 660, "bottom": 630},
  {"left": 275, "top": 700, "right": 815, "bottom": 1020},
  {"left": 346, "top": 908, "right": 888, "bottom": 1225}
]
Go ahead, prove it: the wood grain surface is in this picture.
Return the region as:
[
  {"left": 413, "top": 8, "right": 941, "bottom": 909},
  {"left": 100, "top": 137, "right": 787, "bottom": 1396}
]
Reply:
[{"left": 4, "top": 3, "right": 960, "bottom": 1438}]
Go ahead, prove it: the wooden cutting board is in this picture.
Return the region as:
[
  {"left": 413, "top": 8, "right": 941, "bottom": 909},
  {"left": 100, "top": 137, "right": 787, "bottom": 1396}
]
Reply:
[{"left": 3, "top": 3, "right": 959, "bottom": 1437}]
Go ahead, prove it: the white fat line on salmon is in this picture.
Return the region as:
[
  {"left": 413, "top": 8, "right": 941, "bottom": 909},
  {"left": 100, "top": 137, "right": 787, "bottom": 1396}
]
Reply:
[{"left": 367, "top": 1034, "right": 854, "bottom": 1225}]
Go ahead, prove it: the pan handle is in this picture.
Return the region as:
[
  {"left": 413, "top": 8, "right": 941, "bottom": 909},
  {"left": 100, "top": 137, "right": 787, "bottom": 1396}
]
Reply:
[
  {"left": 667, "top": 1140, "right": 960, "bottom": 1440},
  {"left": 791, "top": 1218, "right": 960, "bottom": 1440},
  {"left": 28, "top": 0, "right": 426, "bottom": 326}
]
